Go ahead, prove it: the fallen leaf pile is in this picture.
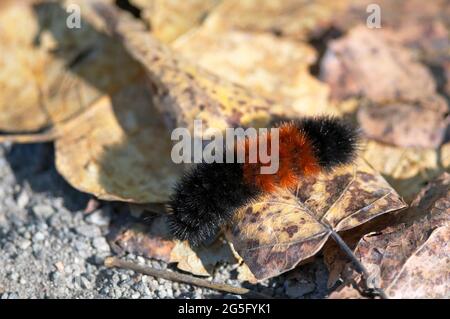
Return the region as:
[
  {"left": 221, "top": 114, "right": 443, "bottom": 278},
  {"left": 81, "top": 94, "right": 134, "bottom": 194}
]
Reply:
[
  {"left": 1, "top": 0, "right": 449, "bottom": 298},
  {"left": 328, "top": 173, "right": 449, "bottom": 299}
]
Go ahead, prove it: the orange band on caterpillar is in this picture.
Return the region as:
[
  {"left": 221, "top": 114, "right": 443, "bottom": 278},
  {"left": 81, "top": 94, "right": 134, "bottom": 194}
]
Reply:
[
  {"left": 242, "top": 122, "right": 321, "bottom": 193},
  {"left": 168, "top": 116, "right": 360, "bottom": 246}
]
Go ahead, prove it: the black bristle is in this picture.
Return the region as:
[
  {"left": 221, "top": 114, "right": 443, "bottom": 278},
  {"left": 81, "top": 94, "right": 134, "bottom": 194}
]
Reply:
[
  {"left": 168, "top": 162, "right": 260, "bottom": 246},
  {"left": 296, "top": 116, "right": 360, "bottom": 170}
]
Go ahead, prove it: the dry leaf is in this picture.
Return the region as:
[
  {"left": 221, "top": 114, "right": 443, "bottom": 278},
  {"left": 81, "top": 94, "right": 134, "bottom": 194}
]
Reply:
[
  {"left": 174, "top": 28, "right": 332, "bottom": 116},
  {"left": 109, "top": 213, "right": 237, "bottom": 276},
  {"left": 54, "top": 76, "right": 183, "bottom": 203},
  {"left": 331, "top": 0, "right": 450, "bottom": 65},
  {"left": 0, "top": 0, "right": 141, "bottom": 132},
  {"left": 171, "top": 239, "right": 236, "bottom": 277},
  {"left": 320, "top": 26, "right": 446, "bottom": 110},
  {"left": 444, "top": 60, "right": 450, "bottom": 97},
  {"left": 130, "top": 0, "right": 220, "bottom": 43},
  {"left": 226, "top": 159, "right": 406, "bottom": 280},
  {"left": 330, "top": 173, "right": 450, "bottom": 298},
  {"left": 363, "top": 140, "right": 449, "bottom": 203},
  {"left": 91, "top": 1, "right": 294, "bottom": 135},
  {"left": 441, "top": 142, "right": 450, "bottom": 168},
  {"left": 328, "top": 281, "right": 368, "bottom": 299},
  {"left": 357, "top": 102, "right": 449, "bottom": 148},
  {"left": 203, "top": 0, "right": 350, "bottom": 40}
]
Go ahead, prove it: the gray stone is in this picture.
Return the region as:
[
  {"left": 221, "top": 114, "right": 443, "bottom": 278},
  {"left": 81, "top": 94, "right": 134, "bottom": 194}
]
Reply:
[
  {"left": 92, "top": 237, "right": 110, "bottom": 252},
  {"left": 32, "top": 232, "right": 45, "bottom": 242},
  {"left": 17, "top": 238, "right": 31, "bottom": 250},
  {"left": 131, "top": 292, "right": 141, "bottom": 299},
  {"left": 75, "top": 225, "right": 101, "bottom": 238},
  {"left": 16, "top": 191, "right": 29, "bottom": 209},
  {"left": 80, "top": 276, "right": 92, "bottom": 289},
  {"left": 85, "top": 210, "right": 110, "bottom": 227},
  {"left": 10, "top": 273, "right": 19, "bottom": 281},
  {"left": 32, "top": 205, "right": 54, "bottom": 219}
]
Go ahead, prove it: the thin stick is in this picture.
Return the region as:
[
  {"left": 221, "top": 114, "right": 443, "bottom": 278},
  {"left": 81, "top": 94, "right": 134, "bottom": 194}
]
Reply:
[
  {"left": 0, "top": 130, "right": 59, "bottom": 144},
  {"left": 104, "top": 257, "right": 270, "bottom": 299},
  {"left": 330, "top": 231, "right": 389, "bottom": 299}
]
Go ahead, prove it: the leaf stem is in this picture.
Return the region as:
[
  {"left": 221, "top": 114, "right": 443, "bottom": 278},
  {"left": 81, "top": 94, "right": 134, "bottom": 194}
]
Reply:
[{"left": 330, "top": 231, "right": 389, "bottom": 299}]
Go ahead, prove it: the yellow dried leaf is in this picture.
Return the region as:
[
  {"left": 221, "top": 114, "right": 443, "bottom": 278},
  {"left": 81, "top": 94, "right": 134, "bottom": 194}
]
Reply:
[
  {"left": 363, "top": 140, "right": 449, "bottom": 203},
  {"left": 170, "top": 239, "right": 235, "bottom": 277},
  {"left": 226, "top": 159, "right": 406, "bottom": 280},
  {"left": 130, "top": 0, "right": 220, "bottom": 43},
  {"left": 0, "top": 0, "right": 141, "bottom": 132},
  {"left": 55, "top": 77, "right": 183, "bottom": 203},
  {"left": 174, "top": 29, "right": 331, "bottom": 116},
  {"left": 91, "top": 1, "right": 307, "bottom": 136},
  {"left": 203, "top": 0, "right": 349, "bottom": 40}
]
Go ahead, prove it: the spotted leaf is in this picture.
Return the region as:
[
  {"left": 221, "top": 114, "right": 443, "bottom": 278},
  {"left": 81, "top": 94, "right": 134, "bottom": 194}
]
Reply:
[{"left": 226, "top": 159, "right": 406, "bottom": 280}]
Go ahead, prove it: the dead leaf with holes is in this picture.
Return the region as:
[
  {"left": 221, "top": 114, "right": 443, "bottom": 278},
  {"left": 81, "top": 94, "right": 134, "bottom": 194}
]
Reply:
[
  {"left": 130, "top": 0, "right": 220, "bottom": 43},
  {"left": 108, "top": 212, "right": 237, "bottom": 276},
  {"left": 54, "top": 76, "right": 183, "bottom": 203},
  {"left": 329, "top": 172, "right": 450, "bottom": 299},
  {"left": 225, "top": 159, "right": 406, "bottom": 280},
  {"left": 173, "top": 28, "right": 332, "bottom": 116},
  {"left": 0, "top": 0, "right": 141, "bottom": 133}
]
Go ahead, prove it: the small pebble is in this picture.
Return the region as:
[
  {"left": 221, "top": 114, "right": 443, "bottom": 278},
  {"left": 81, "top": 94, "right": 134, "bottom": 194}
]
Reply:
[
  {"left": 131, "top": 292, "right": 141, "bottom": 299},
  {"left": 92, "top": 237, "right": 110, "bottom": 252},
  {"left": 80, "top": 276, "right": 92, "bottom": 289},
  {"left": 32, "top": 232, "right": 45, "bottom": 242},
  {"left": 85, "top": 210, "right": 110, "bottom": 227},
  {"left": 16, "top": 191, "right": 29, "bottom": 209},
  {"left": 32, "top": 205, "right": 54, "bottom": 219},
  {"left": 75, "top": 225, "right": 101, "bottom": 238},
  {"left": 17, "top": 238, "right": 31, "bottom": 250}
]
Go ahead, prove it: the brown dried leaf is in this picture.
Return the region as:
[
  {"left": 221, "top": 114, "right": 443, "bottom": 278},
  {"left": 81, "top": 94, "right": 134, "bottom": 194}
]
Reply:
[
  {"left": 320, "top": 26, "right": 446, "bottom": 110},
  {"left": 55, "top": 76, "right": 183, "bottom": 203},
  {"left": 174, "top": 28, "right": 332, "bottom": 116},
  {"left": 328, "top": 281, "right": 368, "bottom": 299},
  {"left": 109, "top": 213, "right": 237, "bottom": 276},
  {"left": 332, "top": 0, "right": 450, "bottom": 65},
  {"left": 226, "top": 159, "right": 406, "bottom": 280},
  {"left": 0, "top": 0, "right": 141, "bottom": 132},
  {"left": 444, "top": 60, "right": 450, "bottom": 98},
  {"left": 357, "top": 102, "right": 449, "bottom": 148},
  {"left": 330, "top": 173, "right": 450, "bottom": 298},
  {"left": 130, "top": 0, "right": 220, "bottom": 43}
]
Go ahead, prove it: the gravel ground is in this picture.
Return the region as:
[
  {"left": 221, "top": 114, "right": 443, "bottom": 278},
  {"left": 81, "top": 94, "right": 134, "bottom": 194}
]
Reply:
[{"left": 0, "top": 142, "right": 329, "bottom": 299}]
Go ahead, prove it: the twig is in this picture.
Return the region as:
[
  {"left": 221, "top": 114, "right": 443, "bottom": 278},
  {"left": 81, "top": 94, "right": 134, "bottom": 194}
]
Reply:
[
  {"left": 104, "top": 257, "right": 270, "bottom": 299},
  {"left": 0, "top": 130, "right": 59, "bottom": 144},
  {"left": 330, "top": 231, "right": 389, "bottom": 299}
]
